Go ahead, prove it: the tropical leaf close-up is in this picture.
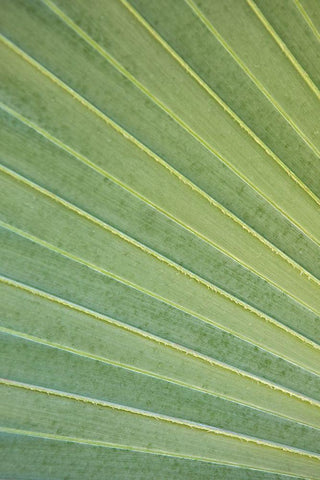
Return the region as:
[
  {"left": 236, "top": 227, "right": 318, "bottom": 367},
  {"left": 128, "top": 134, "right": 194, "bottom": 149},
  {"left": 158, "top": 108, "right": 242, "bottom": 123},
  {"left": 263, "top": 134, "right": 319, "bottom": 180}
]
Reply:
[{"left": 1, "top": 0, "right": 320, "bottom": 478}]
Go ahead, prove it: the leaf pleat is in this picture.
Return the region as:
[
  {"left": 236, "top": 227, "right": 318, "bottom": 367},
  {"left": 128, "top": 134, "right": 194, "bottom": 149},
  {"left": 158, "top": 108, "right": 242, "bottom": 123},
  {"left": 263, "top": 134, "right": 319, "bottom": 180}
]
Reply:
[{"left": 1, "top": 1, "right": 320, "bottom": 478}]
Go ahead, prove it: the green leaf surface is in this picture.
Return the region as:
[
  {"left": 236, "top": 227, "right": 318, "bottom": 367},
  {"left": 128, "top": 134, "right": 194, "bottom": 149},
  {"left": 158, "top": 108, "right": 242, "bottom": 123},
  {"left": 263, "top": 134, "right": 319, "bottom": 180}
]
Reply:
[
  {"left": 299, "top": 0, "right": 320, "bottom": 33},
  {"left": 1, "top": 1, "right": 320, "bottom": 478},
  {"left": 2, "top": 381, "right": 320, "bottom": 479},
  {"left": 0, "top": 433, "right": 310, "bottom": 480}
]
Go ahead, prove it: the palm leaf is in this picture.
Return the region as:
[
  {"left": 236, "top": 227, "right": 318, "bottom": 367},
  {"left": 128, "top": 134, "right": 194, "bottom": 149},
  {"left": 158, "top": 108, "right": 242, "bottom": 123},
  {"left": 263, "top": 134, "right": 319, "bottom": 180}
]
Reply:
[{"left": 1, "top": 0, "right": 320, "bottom": 478}]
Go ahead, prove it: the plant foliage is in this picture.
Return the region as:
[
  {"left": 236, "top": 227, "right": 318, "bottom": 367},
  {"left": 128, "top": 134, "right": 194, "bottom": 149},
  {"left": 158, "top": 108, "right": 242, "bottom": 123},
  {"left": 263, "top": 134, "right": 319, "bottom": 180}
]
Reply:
[{"left": 1, "top": 0, "right": 320, "bottom": 478}]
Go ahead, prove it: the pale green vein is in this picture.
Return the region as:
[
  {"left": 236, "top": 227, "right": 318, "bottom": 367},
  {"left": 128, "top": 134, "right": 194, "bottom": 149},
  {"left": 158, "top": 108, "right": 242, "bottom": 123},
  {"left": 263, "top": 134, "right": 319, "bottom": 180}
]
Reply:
[
  {"left": 2, "top": 103, "right": 320, "bottom": 318},
  {"left": 3, "top": 382, "right": 319, "bottom": 477},
  {"left": 6, "top": 102, "right": 304, "bottom": 295},
  {"left": 2, "top": 378, "right": 320, "bottom": 459},
  {"left": 2, "top": 164, "right": 320, "bottom": 356},
  {"left": 1, "top": 213, "right": 320, "bottom": 379},
  {"left": 1, "top": 3, "right": 320, "bottom": 477},
  {"left": 1, "top": 115, "right": 320, "bottom": 330},
  {"left": 0, "top": 427, "right": 266, "bottom": 470},
  {"left": 247, "top": 0, "right": 320, "bottom": 99},
  {"left": 123, "top": 0, "right": 320, "bottom": 207},
  {"left": 1, "top": 274, "right": 320, "bottom": 417},
  {"left": 293, "top": 0, "right": 320, "bottom": 41},
  {"left": 3, "top": 323, "right": 320, "bottom": 429},
  {"left": 1, "top": 325, "right": 276, "bottom": 418},
  {"left": 120, "top": 0, "right": 317, "bottom": 212},
  {"left": 0, "top": 427, "right": 316, "bottom": 477},
  {"left": 3, "top": 219, "right": 269, "bottom": 353},
  {"left": 2, "top": 275, "right": 244, "bottom": 375},
  {"left": 43, "top": 0, "right": 320, "bottom": 242},
  {"left": 184, "top": 0, "right": 320, "bottom": 159},
  {"left": 1, "top": 39, "right": 320, "bottom": 299}
]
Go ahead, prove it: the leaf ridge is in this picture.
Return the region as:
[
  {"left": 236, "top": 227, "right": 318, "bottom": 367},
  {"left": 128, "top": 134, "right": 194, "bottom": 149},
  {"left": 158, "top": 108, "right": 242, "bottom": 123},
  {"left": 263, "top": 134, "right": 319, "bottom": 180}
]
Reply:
[
  {"left": 2, "top": 32, "right": 320, "bottom": 283},
  {"left": 2, "top": 325, "right": 320, "bottom": 430},
  {"left": 0, "top": 427, "right": 317, "bottom": 478},
  {"left": 247, "top": 0, "right": 320, "bottom": 99},
  {"left": 2, "top": 164, "right": 320, "bottom": 356},
  {"left": 3, "top": 212, "right": 320, "bottom": 380},
  {"left": 184, "top": 0, "right": 320, "bottom": 160},
  {"left": 2, "top": 378, "right": 320, "bottom": 458},
  {"left": 42, "top": 0, "right": 320, "bottom": 238},
  {"left": 2, "top": 101, "right": 320, "bottom": 306},
  {"left": 1, "top": 276, "right": 320, "bottom": 411},
  {"left": 294, "top": 0, "right": 320, "bottom": 39},
  {"left": 3, "top": 219, "right": 320, "bottom": 383}
]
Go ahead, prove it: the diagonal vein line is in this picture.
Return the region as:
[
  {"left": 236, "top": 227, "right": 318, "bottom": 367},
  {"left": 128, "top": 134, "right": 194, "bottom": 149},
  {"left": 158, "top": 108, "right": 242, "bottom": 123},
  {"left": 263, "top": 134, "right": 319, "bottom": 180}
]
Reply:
[
  {"left": 2, "top": 324, "right": 320, "bottom": 429},
  {"left": 43, "top": 0, "right": 320, "bottom": 240},
  {"left": 1, "top": 427, "right": 318, "bottom": 477},
  {"left": 2, "top": 275, "right": 320, "bottom": 407},
  {"left": 1, "top": 40, "right": 320, "bottom": 292},
  {"left": 3, "top": 218, "right": 283, "bottom": 357},
  {"left": 119, "top": 0, "right": 317, "bottom": 213},
  {"left": 2, "top": 275, "right": 320, "bottom": 405},
  {"left": 1, "top": 3, "right": 320, "bottom": 473},
  {"left": 3, "top": 274, "right": 319, "bottom": 402},
  {"left": 123, "top": 0, "right": 320, "bottom": 208},
  {"left": 1, "top": 213, "right": 320, "bottom": 381},
  {"left": 184, "top": 0, "right": 320, "bottom": 162},
  {"left": 2, "top": 108, "right": 320, "bottom": 322},
  {"left": 247, "top": 0, "right": 320, "bottom": 99},
  {"left": 121, "top": 0, "right": 320, "bottom": 209},
  {"left": 2, "top": 276, "right": 255, "bottom": 377},
  {"left": 2, "top": 325, "right": 280, "bottom": 417},
  {"left": 39, "top": 0, "right": 320, "bottom": 238},
  {"left": 293, "top": 0, "right": 320, "bottom": 41},
  {"left": 2, "top": 163, "right": 320, "bottom": 355},
  {"left": 2, "top": 378, "right": 320, "bottom": 457},
  {"left": 1, "top": 216, "right": 320, "bottom": 383}
]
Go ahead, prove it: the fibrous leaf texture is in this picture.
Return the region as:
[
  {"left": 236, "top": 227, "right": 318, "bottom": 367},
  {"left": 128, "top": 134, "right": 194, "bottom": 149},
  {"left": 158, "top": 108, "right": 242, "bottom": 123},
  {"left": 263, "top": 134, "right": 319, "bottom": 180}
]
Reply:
[{"left": 1, "top": 0, "right": 320, "bottom": 479}]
